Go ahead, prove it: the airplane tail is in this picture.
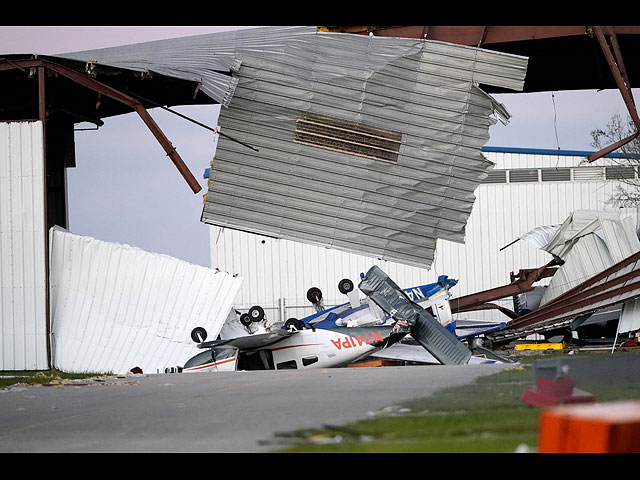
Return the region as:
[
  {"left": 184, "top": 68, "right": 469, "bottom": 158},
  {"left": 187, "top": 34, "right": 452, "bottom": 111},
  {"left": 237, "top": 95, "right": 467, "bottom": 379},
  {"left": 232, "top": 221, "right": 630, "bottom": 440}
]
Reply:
[
  {"left": 359, "top": 266, "right": 471, "bottom": 365},
  {"left": 409, "top": 311, "right": 471, "bottom": 365}
]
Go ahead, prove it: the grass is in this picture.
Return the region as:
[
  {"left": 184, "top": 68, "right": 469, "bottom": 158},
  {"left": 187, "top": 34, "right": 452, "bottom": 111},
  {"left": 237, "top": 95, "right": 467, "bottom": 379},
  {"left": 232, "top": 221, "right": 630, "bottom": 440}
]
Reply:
[
  {"left": 0, "top": 369, "right": 106, "bottom": 390},
  {"left": 270, "top": 351, "right": 640, "bottom": 453}
]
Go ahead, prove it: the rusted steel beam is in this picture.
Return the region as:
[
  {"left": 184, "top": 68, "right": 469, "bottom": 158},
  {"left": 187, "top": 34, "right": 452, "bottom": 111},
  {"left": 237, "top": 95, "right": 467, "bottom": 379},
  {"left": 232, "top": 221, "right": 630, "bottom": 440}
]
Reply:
[
  {"left": 38, "top": 65, "right": 52, "bottom": 369},
  {"left": 497, "top": 279, "right": 640, "bottom": 338},
  {"left": 538, "top": 250, "right": 640, "bottom": 309},
  {"left": 455, "top": 302, "right": 519, "bottom": 320},
  {"left": 328, "top": 26, "right": 640, "bottom": 44},
  {"left": 450, "top": 265, "right": 557, "bottom": 312},
  {"left": 41, "top": 60, "right": 202, "bottom": 194},
  {"left": 501, "top": 250, "right": 640, "bottom": 331},
  {"left": 587, "top": 26, "right": 639, "bottom": 163},
  {"left": 594, "top": 26, "right": 639, "bottom": 126},
  {"left": 504, "top": 266, "right": 640, "bottom": 331},
  {"left": 606, "top": 27, "right": 633, "bottom": 98},
  {"left": 477, "top": 26, "right": 489, "bottom": 47},
  {"left": 587, "top": 131, "right": 640, "bottom": 162},
  {"left": 323, "top": 26, "right": 597, "bottom": 44},
  {"left": 1, "top": 57, "right": 202, "bottom": 194}
]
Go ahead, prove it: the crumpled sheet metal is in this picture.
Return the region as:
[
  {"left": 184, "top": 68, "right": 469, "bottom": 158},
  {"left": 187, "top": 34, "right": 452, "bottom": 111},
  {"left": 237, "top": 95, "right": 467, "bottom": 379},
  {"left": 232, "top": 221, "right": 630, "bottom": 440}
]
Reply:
[
  {"left": 59, "top": 26, "right": 528, "bottom": 268},
  {"left": 538, "top": 210, "right": 640, "bottom": 305},
  {"left": 59, "top": 26, "right": 317, "bottom": 108},
  {"left": 202, "top": 28, "right": 528, "bottom": 268}
]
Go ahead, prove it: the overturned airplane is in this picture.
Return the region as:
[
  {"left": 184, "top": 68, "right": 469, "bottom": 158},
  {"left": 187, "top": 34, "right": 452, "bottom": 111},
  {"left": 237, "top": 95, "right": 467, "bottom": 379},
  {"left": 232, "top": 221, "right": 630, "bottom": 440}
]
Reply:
[{"left": 168, "top": 266, "right": 476, "bottom": 373}]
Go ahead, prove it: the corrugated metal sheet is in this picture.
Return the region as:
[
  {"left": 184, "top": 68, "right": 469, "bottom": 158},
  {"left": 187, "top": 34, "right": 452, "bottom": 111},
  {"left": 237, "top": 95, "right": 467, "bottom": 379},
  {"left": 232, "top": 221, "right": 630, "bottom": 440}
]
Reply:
[
  {"left": 210, "top": 151, "right": 640, "bottom": 324},
  {"left": 539, "top": 211, "right": 640, "bottom": 304},
  {"left": 620, "top": 300, "right": 640, "bottom": 335},
  {"left": 0, "top": 121, "right": 49, "bottom": 370},
  {"left": 59, "top": 26, "right": 317, "bottom": 108},
  {"left": 202, "top": 28, "right": 528, "bottom": 268},
  {"left": 58, "top": 26, "right": 528, "bottom": 268},
  {"left": 49, "top": 228, "right": 243, "bottom": 374}
]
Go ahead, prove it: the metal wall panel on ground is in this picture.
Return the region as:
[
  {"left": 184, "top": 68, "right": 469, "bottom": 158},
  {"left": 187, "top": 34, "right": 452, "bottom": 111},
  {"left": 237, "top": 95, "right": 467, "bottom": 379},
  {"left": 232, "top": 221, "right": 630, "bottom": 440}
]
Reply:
[
  {"left": 49, "top": 228, "right": 243, "bottom": 374},
  {"left": 209, "top": 150, "right": 640, "bottom": 323},
  {"left": 0, "top": 121, "right": 48, "bottom": 370}
]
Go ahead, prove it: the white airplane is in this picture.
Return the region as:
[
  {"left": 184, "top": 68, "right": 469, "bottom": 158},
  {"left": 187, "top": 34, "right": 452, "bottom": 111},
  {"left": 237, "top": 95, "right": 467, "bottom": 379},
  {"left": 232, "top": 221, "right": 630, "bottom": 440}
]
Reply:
[{"left": 167, "top": 267, "right": 504, "bottom": 373}]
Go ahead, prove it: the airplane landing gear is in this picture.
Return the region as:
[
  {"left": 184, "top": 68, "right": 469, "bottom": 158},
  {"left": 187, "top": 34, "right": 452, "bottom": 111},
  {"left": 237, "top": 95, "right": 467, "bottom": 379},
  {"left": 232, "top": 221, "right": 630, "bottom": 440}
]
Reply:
[
  {"left": 338, "top": 278, "right": 354, "bottom": 294},
  {"left": 285, "top": 318, "right": 306, "bottom": 331}
]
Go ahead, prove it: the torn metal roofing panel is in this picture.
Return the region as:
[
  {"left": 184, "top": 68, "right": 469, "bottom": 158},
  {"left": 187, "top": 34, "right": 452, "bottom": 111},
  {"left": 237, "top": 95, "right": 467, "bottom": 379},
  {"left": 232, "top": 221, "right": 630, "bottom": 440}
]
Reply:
[
  {"left": 196, "top": 27, "right": 528, "bottom": 268},
  {"left": 58, "top": 26, "right": 527, "bottom": 268},
  {"left": 490, "top": 249, "right": 640, "bottom": 341},
  {"left": 541, "top": 210, "right": 631, "bottom": 259},
  {"left": 49, "top": 227, "right": 243, "bottom": 374},
  {"left": 58, "top": 26, "right": 316, "bottom": 108},
  {"left": 490, "top": 210, "right": 640, "bottom": 341},
  {"left": 539, "top": 210, "right": 640, "bottom": 304}
]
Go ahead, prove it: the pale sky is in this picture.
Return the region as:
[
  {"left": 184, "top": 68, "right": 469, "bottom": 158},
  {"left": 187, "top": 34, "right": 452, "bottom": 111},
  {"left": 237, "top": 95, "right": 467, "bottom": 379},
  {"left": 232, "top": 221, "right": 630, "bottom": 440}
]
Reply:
[{"left": 1, "top": 26, "right": 636, "bottom": 267}]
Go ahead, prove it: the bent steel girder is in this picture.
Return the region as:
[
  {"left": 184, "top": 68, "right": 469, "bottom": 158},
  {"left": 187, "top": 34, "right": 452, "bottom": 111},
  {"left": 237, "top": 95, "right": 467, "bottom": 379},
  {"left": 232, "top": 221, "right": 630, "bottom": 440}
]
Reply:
[{"left": 0, "top": 57, "right": 202, "bottom": 194}]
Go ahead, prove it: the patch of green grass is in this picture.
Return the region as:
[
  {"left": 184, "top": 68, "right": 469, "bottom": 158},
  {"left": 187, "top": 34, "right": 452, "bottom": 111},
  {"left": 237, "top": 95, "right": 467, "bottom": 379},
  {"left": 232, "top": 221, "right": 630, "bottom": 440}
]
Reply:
[
  {"left": 273, "top": 354, "right": 640, "bottom": 453},
  {"left": 0, "top": 369, "right": 105, "bottom": 390},
  {"left": 273, "top": 365, "right": 538, "bottom": 453}
]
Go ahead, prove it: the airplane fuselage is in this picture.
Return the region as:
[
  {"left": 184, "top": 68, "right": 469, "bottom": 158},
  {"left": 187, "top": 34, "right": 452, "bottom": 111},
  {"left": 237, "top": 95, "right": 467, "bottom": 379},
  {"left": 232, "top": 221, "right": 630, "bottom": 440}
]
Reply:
[{"left": 181, "top": 326, "right": 403, "bottom": 373}]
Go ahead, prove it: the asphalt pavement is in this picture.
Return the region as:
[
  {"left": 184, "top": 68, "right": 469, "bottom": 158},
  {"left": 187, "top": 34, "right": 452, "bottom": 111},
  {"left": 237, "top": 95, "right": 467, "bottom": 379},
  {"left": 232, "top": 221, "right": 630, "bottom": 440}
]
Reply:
[{"left": 0, "top": 363, "right": 513, "bottom": 452}]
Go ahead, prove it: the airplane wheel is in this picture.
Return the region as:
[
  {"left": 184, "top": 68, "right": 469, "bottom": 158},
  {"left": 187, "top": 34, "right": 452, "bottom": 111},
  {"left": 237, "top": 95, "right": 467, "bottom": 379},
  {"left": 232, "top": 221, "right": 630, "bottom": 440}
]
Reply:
[
  {"left": 240, "top": 313, "right": 252, "bottom": 326},
  {"left": 248, "top": 305, "right": 265, "bottom": 322},
  {"left": 190, "top": 327, "right": 208, "bottom": 343},
  {"left": 306, "top": 287, "right": 323, "bottom": 304},
  {"left": 338, "top": 278, "right": 354, "bottom": 294},
  {"left": 285, "top": 318, "right": 305, "bottom": 331}
]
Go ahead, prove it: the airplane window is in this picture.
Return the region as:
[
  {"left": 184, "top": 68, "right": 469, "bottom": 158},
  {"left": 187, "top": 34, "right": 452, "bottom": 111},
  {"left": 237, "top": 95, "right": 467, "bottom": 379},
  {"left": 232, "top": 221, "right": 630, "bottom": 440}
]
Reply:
[
  {"left": 183, "top": 350, "right": 214, "bottom": 369},
  {"left": 214, "top": 346, "right": 238, "bottom": 360},
  {"left": 302, "top": 356, "right": 318, "bottom": 366},
  {"left": 276, "top": 360, "right": 297, "bottom": 370}
]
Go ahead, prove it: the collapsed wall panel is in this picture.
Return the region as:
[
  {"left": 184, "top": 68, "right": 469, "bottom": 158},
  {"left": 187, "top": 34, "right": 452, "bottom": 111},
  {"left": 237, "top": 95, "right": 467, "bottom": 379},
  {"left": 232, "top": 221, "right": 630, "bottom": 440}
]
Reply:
[
  {"left": 0, "top": 121, "right": 48, "bottom": 370},
  {"left": 49, "top": 228, "right": 242, "bottom": 374}
]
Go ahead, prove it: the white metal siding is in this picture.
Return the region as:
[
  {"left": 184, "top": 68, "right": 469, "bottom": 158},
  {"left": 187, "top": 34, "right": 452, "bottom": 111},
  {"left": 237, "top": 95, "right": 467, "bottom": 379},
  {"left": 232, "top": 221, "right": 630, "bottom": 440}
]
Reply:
[
  {"left": 0, "top": 121, "right": 48, "bottom": 370},
  {"left": 209, "top": 151, "right": 640, "bottom": 323},
  {"left": 49, "top": 228, "right": 243, "bottom": 374}
]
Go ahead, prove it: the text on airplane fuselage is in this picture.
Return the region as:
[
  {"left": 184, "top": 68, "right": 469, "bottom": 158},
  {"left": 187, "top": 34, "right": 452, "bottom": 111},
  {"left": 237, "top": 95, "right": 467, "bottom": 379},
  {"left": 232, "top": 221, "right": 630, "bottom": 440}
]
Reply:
[
  {"left": 331, "top": 331, "right": 384, "bottom": 350},
  {"left": 405, "top": 287, "right": 427, "bottom": 301}
]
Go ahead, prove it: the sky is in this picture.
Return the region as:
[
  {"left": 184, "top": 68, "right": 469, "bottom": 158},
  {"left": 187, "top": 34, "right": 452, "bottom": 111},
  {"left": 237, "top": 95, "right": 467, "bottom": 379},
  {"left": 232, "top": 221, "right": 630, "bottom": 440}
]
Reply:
[{"left": 1, "top": 25, "right": 637, "bottom": 268}]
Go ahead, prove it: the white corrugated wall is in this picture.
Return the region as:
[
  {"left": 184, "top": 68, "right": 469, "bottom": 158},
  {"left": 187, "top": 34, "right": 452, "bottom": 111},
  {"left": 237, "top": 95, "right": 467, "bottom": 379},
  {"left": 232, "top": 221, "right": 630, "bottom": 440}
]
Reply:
[
  {"left": 209, "top": 150, "right": 640, "bottom": 323},
  {"left": 0, "top": 121, "right": 49, "bottom": 370},
  {"left": 49, "top": 228, "right": 243, "bottom": 374}
]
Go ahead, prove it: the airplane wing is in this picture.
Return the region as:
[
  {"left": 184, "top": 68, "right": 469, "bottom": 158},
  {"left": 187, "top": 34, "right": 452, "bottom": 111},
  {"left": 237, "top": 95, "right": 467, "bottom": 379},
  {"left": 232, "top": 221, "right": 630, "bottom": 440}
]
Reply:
[
  {"left": 454, "top": 320, "right": 507, "bottom": 340},
  {"left": 197, "top": 329, "right": 295, "bottom": 351},
  {"left": 359, "top": 266, "right": 471, "bottom": 365},
  {"left": 371, "top": 341, "right": 505, "bottom": 365},
  {"left": 371, "top": 342, "right": 439, "bottom": 364}
]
